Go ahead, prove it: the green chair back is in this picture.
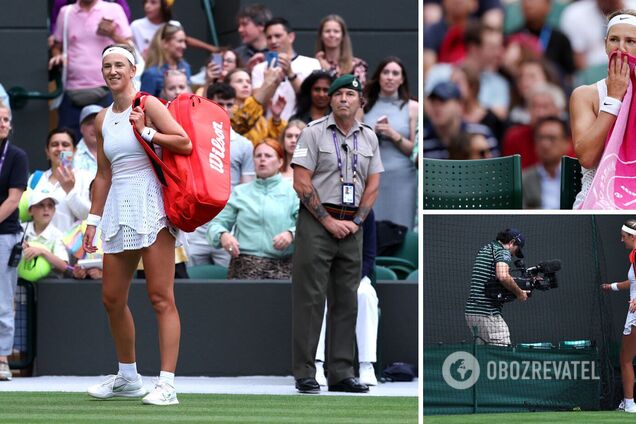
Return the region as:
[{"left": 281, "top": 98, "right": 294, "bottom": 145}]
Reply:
[
  {"left": 187, "top": 264, "right": 228, "bottom": 280},
  {"left": 406, "top": 269, "right": 418, "bottom": 282},
  {"left": 375, "top": 265, "right": 398, "bottom": 281},
  {"left": 560, "top": 156, "right": 582, "bottom": 209},
  {"left": 392, "top": 231, "right": 418, "bottom": 268},
  {"left": 423, "top": 155, "right": 523, "bottom": 209},
  {"left": 503, "top": 0, "right": 568, "bottom": 34}
]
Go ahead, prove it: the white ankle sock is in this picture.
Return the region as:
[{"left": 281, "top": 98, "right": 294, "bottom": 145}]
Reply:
[
  {"left": 159, "top": 370, "right": 175, "bottom": 387},
  {"left": 118, "top": 362, "right": 138, "bottom": 380}
]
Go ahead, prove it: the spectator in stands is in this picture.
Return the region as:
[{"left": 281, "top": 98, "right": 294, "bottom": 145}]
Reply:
[
  {"left": 364, "top": 57, "right": 418, "bottom": 231},
  {"left": 423, "top": 0, "right": 478, "bottom": 75},
  {"left": 315, "top": 209, "right": 379, "bottom": 387},
  {"left": 185, "top": 83, "right": 255, "bottom": 268},
  {"left": 130, "top": 0, "right": 218, "bottom": 61},
  {"left": 233, "top": 4, "right": 272, "bottom": 71},
  {"left": 207, "top": 139, "right": 298, "bottom": 280},
  {"left": 160, "top": 69, "right": 191, "bottom": 101},
  {"left": 0, "top": 101, "right": 28, "bottom": 382},
  {"left": 508, "top": 57, "right": 560, "bottom": 125},
  {"left": 225, "top": 68, "right": 287, "bottom": 145},
  {"left": 570, "top": 9, "right": 636, "bottom": 209},
  {"left": 22, "top": 191, "right": 70, "bottom": 278},
  {"left": 560, "top": 0, "right": 636, "bottom": 70},
  {"left": 509, "top": 0, "right": 576, "bottom": 80},
  {"left": 74, "top": 104, "right": 103, "bottom": 177},
  {"left": 290, "top": 70, "right": 334, "bottom": 124},
  {"left": 424, "top": 0, "right": 504, "bottom": 29},
  {"left": 601, "top": 219, "right": 636, "bottom": 414},
  {"left": 49, "top": 0, "right": 132, "bottom": 136},
  {"left": 448, "top": 130, "right": 494, "bottom": 160},
  {"left": 423, "top": 81, "right": 499, "bottom": 159},
  {"left": 279, "top": 119, "right": 305, "bottom": 181},
  {"left": 522, "top": 116, "right": 573, "bottom": 209},
  {"left": 426, "top": 21, "right": 510, "bottom": 120},
  {"left": 0, "top": 84, "right": 9, "bottom": 112},
  {"left": 194, "top": 49, "right": 242, "bottom": 97},
  {"left": 450, "top": 62, "right": 506, "bottom": 144},
  {"left": 51, "top": 0, "right": 132, "bottom": 37},
  {"left": 29, "top": 128, "right": 92, "bottom": 234},
  {"left": 131, "top": 0, "right": 172, "bottom": 59},
  {"left": 502, "top": 82, "right": 569, "bottom": 169},
  {"left": 252, "top": 17, "right": 321, "bottom": 121},
  {"left": 314, "top": 14, "right": 368, "bottom": 87},
  {"left": 141, "top": 20, "right": 190, "bottom": 97}
]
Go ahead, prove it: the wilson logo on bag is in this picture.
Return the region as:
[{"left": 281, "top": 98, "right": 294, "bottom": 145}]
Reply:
[{"left": 133, "top": 92, "right": 231, "bottom": 232}]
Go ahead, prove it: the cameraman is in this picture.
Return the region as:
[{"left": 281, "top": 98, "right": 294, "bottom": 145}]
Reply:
[{"left": 465, "top": 228, "right": 528, "bottom": 346}]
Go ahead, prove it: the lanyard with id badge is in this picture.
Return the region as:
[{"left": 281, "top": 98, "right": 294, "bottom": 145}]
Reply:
[{"left": 331, "top": 129, "right": 358, "bottom": 206}]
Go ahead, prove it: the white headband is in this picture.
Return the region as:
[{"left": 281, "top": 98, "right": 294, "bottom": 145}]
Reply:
[
  {"left": 102, "top": 47, "right": 135, "bottom": 65},
  {"left": 622, "top": 225, "right": 636, "bottom": 235},
  {"left": 607, "top": 14, "right": 636, "bottom": 35}
]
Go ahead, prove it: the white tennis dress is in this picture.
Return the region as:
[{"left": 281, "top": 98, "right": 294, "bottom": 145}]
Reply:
[
  {"left": 624, "top": 265, "right": 636, "bottom": 335},
  {"left": 101, "top": 103, "right": 174, "bottom": 253}
]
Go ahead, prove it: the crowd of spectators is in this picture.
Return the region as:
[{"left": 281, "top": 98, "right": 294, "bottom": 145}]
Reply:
[
  {"left": 423, "top": 0, "right": 631, "bottom": 209},
  {"left": 1, "top": 0, "right": 418, "bottom": 282}
]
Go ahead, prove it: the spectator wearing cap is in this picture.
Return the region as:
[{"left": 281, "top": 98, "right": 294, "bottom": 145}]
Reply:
[
  {"left": 363, "top": 56, "right": 418, "bottom": 232},
  {"left": 424, "top": 81, "right": 499, "bottom": 159},
  {"left": 251, "top": 17, "right": 321, "bottom": 121},
  {"left": 74, "top": 104, "right": 102, "bottom": 177},
  {"left": 49, "top": 0, "right": 132, "bottom": 136},
  {"left": 22, "top": 190, "right": 70, "bottom": 278},
  {"left": 465, "top": 228, "right": 528, "bottom": 346},
  {"left": 522, "top": 116, "right": 573, "bottom": 209},
  {"left": 290, "top": 73, "right": 383, "bottom": 394}
]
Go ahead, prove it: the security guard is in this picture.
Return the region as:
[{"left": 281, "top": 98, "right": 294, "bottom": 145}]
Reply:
[{"left": 291, "top": 74, "right": 383, "bottom": 394}]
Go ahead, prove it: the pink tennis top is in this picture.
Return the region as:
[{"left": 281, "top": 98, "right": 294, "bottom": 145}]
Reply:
[{"left": 53, "top": 0, "right": 132, "bottom": 90}]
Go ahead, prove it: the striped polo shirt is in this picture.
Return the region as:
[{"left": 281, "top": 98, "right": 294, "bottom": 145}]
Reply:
[{"left": 465, "top": 241, "right": 512, "bottom": 316}]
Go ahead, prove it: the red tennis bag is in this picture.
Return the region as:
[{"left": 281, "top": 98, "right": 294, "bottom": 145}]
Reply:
[{"left": 132, "top": 92, "right": 231, "bottom": 232}]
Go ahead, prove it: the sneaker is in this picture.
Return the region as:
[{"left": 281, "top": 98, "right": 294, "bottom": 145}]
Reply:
[
  {"left": 626, "top": 402, "right": 636, "bottom": 413},
  {"left": 142, "top": 380, "right": 179, "bottom": 406},
  {"left": 87, "top": 374, "right": 147, "bottom": 399},
  {"left": 359, "top": 362, "right": 377, "bottom": 386},
  {"left": 315, "top": 361, "right": 327, "bottom": 387},
  {"left": 0, "top": 361, "right": 12, "bottom": 381},
  {"left": 618, "top": 400, "right": 625, "bottom": 411}
]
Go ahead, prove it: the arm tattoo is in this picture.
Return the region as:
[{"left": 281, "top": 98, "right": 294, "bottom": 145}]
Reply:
[
  {"left": 300, "top": 186, "right": 328, "bottom": 221},
  {"left": 355, "top": 206, "right": 371, "bottom": 221}
]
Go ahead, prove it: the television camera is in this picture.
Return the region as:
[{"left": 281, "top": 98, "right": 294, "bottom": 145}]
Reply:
[{"left": 485, "top": 259, "right": 561, "bottom": 303}]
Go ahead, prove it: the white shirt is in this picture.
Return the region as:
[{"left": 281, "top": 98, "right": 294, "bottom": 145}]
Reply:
[
  {"left": 560, "top": 0, "right": 636, "bottom": 67},
  {"left": 22, "top": 221, "right": 70, "bottom": 264},
  {"left": 251, "top": 54, "right": 321, "bottom": 121},
  {"left": 130, "top": 17, "right": 161, "bottom": 58},
  {"left": 73, "top": 139, "right": 97, "bottom": 179},
  {"left": 536, "top": 164, "right": 561, "bottom": 210},
  {"left": 28, "top": 169, "right": 92, "bottom": 234}
]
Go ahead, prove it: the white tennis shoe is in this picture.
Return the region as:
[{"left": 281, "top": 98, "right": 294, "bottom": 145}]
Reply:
[
  {"left": 359, "top": 362, "right": 378, "bottom": 386},
  {"left": 87, "top": 374, "right": 147, "bottom": 399},
  {"left": 626, "top": 402, "right": 636, "bottom": 413},
  {"left": 142, "top": 380, "right": 179, "bottom": 406},
  {"left": 315, "top": 361, "right": 327, "bottom": 387}
]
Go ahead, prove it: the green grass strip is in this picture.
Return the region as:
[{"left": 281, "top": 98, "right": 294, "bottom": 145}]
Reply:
[
  {"left": 426, "top": 411, "right": 636, "bottom": 424},
  {"left": 0, "top": 392, "right": 417, "bottom": 424}
]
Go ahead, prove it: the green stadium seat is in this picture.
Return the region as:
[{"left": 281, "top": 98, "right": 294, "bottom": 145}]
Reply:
[
  {"left": 560, "top": 156, "right": 582, "bottom": 209},
  {"left": 406, "top": 269, "right": 418, "bottom": 282},
  {"left": 187, "top": 264, "right": 228, "bottom": 280},
  {"left": 375, "top": 265, "right": 398, "bottom": 281},
  {"left": 423, "top": 155, "right": 523, "bottom": 209},
  {"left": 376, "top": 231, "right": 418, "bottom": 279}
]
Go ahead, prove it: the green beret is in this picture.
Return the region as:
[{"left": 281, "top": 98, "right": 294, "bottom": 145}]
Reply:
[{"left": 328, "top": 74, "right": 362, "bottom": 96}]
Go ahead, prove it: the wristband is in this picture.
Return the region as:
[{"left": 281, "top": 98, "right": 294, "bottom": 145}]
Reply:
[
  {"left": 600, "top": 96, "right": 622, "bottom": 116},
  {"left": 86, "top": 213, "right": 101, "bottom": 227},
  {"left": 141, "top": 127, "right": 157, "bottom": 142},
  {"left": 612, "top": 282, "right": 620, "bottom": 291}
]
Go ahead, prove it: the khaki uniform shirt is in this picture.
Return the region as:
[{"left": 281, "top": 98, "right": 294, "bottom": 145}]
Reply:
[{"left": 291, "top": 113, "right": 383, "bottom": 207}]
